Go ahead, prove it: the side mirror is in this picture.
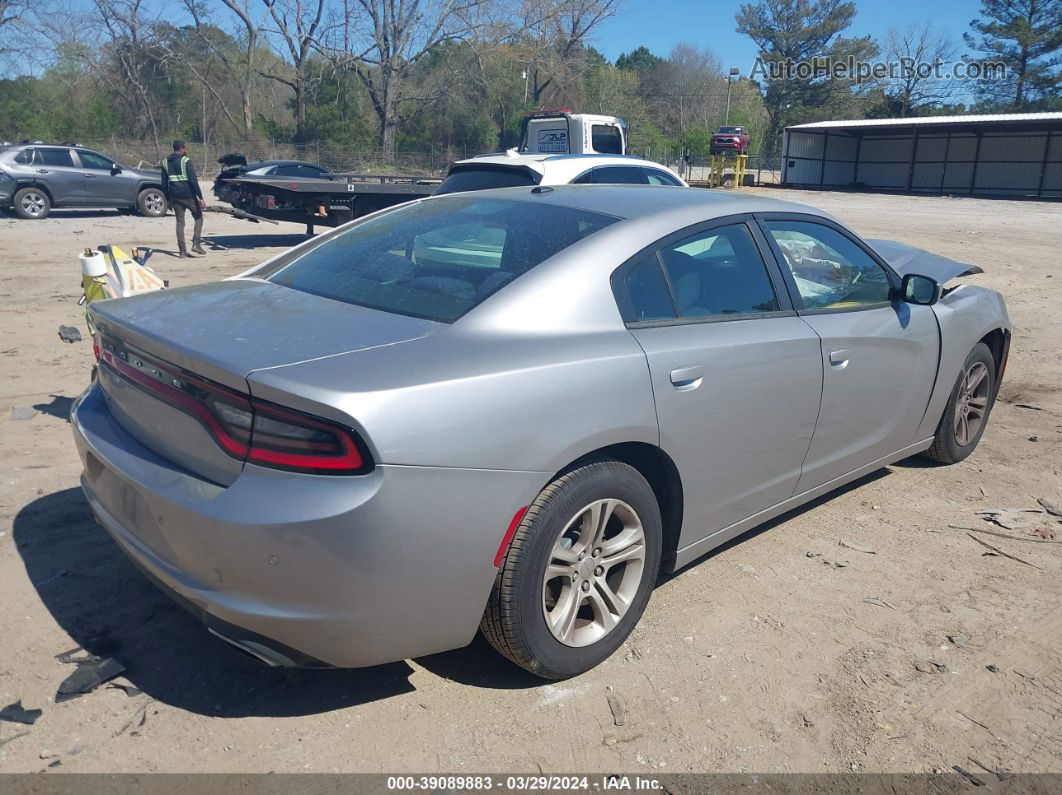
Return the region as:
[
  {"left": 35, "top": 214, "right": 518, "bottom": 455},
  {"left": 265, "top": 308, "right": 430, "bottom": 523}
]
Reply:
[
  {"left": 901, "top": 273, "right": 941, "bottom": 306},
  {"left": 111, "top": 164, "right": 123, "bottom": 175}
]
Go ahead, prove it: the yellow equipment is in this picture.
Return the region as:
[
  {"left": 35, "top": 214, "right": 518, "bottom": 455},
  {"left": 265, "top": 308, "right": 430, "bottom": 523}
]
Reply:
[
  {"left": 708, "top": 152, "right": 748, "bottom": 189},
  {"left": 80, "top": 245, "right": 166, "bottom": 334}
]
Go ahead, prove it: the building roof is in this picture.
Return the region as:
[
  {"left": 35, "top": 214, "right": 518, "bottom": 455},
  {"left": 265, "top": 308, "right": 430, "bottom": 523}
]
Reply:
[{"left": 788, "top": 112, "right": 1062, "bottom": 132}]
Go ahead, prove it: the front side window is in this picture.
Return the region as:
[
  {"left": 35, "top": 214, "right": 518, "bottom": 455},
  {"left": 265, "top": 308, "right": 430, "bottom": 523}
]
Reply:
[
  {"left": 77, "top": 150, "right": 114, "bottom": 170},
  {"left": 38, "top": 148, "right": 74, "bottom": 167},
  {"left": 659, "top": 223, "right": 780, "bottom": 318},
  {"left": 266, "top": 197, "right": 617, "bottom": 323},
  {"left": 764, "top": 220, "right": 892, "bottom": 310}
]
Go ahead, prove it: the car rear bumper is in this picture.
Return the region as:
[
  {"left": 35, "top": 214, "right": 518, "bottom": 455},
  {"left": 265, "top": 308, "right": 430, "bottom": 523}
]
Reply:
[{"left": 72, "top": 382, "right": 546, "bottom": 668}]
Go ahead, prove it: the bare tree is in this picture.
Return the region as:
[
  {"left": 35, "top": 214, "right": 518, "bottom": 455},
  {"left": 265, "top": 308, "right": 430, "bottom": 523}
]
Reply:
[
  {"left": 86, "top": 0, "right": 165, "bottom": 153},
  {"left": 0, "top": 0, "right": 27, "bottom": 55},
  {"left": 515, "top": 0, "right": 621, "bottom": 103},
  {"left": 332, "top": 0, "right": 490, "bottom": 162},
  {"left": 258, "top": 0, "right": 328, "bottom": 140},
  {"left": 882, "top": 22, "right": 958, "bottom": 116},
  {"left": 176, "top": 0, "right": 265, "bottom": 139}
]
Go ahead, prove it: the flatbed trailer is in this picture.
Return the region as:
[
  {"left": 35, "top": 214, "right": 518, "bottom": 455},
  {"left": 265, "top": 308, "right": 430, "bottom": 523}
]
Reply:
[{"left": 214, "top": 174, "right": 438, "bottom": 233}]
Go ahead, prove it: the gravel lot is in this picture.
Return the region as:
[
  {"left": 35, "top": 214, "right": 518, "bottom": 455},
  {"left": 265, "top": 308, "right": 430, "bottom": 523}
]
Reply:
[{"left": 0, "top": 190, "right": 1060, "bottom": 775}]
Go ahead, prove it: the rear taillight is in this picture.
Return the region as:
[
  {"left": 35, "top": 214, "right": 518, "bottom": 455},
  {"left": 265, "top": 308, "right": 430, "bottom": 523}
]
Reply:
[{"left": 99, "top": 340, "right": 370, "bottom": 475}]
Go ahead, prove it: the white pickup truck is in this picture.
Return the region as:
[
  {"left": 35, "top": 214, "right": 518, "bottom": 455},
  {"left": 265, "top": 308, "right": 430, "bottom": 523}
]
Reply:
[{"left": 436, "top": 111, "right": 686, "bottom": 194}]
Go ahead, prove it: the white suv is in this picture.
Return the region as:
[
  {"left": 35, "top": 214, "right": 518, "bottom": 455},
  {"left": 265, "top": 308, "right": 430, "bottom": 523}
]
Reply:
[{"left": 435, "top": 153, "right": 687, "bottom": 195}]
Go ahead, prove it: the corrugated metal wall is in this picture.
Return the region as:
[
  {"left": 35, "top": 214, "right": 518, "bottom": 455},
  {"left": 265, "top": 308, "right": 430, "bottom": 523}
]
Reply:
[{"left": 782, "top": 126, "right": 1061, "bottom": 198}]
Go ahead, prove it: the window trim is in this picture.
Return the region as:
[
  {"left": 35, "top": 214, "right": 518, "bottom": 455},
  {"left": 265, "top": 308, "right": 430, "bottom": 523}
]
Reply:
[
  {"left": 611, "top": 213, "right": 796, "bottom": 328},
  {"left": 753, "top": 212, "right": 902, "bottom": 316}
]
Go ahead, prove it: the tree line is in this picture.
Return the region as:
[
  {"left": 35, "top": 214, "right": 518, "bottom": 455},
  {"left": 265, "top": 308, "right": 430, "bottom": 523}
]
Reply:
[{"left": 0, "top": 0, "right": 1058, "bottom": 163}]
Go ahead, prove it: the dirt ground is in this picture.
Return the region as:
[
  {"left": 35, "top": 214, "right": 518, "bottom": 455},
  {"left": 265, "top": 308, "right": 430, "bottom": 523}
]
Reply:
[{"left": 0, "top": 190, "right": 1060, "bottom": 776}]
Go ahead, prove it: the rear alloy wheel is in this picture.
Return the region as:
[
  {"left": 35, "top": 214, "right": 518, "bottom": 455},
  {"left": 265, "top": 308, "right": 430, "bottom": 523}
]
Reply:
[
  {"left": 137, "top": 187, "right": 167, "bottom": 217},
  {"left": 482, "top": 458, "right": 662, "bottom": 679},
  {"left": 14, "top": 187, "right": 51, "bottom": 219},
  {"left": 923, "top": 342, "right": 997, "bottom": 464}
]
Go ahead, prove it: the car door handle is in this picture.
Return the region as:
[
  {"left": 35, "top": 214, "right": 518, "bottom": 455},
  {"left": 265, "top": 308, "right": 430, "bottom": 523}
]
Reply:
[
  {"left": 84, "top": 173, "right": 96, "bottom": 178},
  {"left": 829, "top": 349, "right": 850, "bottom": 368},
  {"left": 36, "top": 169, "right": 49, "bottom": 174},
  {"left": 670, "top": 365, "right": 703, "bottom": 391}
]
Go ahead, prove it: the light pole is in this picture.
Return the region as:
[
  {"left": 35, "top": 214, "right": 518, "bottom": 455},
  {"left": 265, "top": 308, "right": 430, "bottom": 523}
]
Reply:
[{"left": 725, "top": 67, "right": 740, "bottom": 125}]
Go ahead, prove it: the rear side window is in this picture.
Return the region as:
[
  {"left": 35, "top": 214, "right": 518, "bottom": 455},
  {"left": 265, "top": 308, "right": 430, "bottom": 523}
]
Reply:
[
  {"left": 14, "top": 148, "right": 34, "bottom": 164},
  {"left": 623, "top": 257, "right": 676, "bottom": 322},
  {"left": 267, "top": 197, "right": 617, "bottom": 323},
  {"left": 661, "top": 224, "right": 779, "bottom": 317},
  {"left": 591, "top": 125, "right": 624, "bottom": 154},
  {"left": 644, "top": 168, "right": 682, "bottom": 186},
  {"left": 436, "top": 166, "right": 539, "bottom": 195},
  {"left": 274, "top": 164, "right": 328, "bottom": 178},
  {"left": 588, "top": 166, "right": 647, "bottom": 185},
  {"left": 38, "top": 148, "right": 74, "bottom": 167}
]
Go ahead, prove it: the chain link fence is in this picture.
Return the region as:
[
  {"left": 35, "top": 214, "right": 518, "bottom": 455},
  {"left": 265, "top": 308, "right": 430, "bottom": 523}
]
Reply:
[{"left": 78, "top": 138, "right": 784, "bottom": 185}]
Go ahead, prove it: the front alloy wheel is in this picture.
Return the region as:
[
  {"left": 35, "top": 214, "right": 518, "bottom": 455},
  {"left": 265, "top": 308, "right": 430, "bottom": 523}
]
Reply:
[
  {"left": 482, "top": 457, "right": 661, "bottom": 679},
  {"left": 923, "top": 342, "right": 997, "bottom": 464}
]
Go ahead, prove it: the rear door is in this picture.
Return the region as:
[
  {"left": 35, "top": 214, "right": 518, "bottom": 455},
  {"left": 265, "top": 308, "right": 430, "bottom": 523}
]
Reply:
[
  {"left": 619, "top": 216, "right": 823, "bottom": 546},
  {"left": 758, "top": 215, "right": 940, "bottom": 491},
  {"left": 33, "top": 147, "right": 82, "bottom": 204}
]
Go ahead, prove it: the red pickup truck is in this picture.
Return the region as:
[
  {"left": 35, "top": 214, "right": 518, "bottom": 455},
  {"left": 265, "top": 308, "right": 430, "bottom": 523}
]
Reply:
[{"left": 710, "top": 126, "right": 750, "bottom": 155}]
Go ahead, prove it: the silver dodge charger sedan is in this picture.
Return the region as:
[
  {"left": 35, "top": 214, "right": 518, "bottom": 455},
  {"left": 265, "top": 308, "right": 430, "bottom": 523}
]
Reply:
[{"left": 72, "top": 185, "right": 1011, "bottom": 678}]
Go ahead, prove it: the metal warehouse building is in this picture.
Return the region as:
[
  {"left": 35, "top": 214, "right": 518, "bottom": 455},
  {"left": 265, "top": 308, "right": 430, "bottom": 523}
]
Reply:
[{"left": 781, "top": 112, "right": 1062, "bottom": 199}]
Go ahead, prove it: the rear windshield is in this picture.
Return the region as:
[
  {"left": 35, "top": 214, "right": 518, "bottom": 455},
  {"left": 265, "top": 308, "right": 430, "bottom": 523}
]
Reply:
[
  {"left": 435, "top": 165, "right": 540, "bottom": 195},
  {"left": 266, "top": 196, "right": 618, "bottom": 323}
]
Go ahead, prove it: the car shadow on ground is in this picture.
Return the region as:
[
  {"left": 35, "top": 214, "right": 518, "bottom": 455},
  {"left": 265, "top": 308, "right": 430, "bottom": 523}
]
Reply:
[
  {"left": 661, "top": 468, "right": 892, "bottom": 583},
  {"left": 13, "top": 488, "right": 540, "bottom": 718},
  {"left": 32, "top": 394, "right": 75, "bottom": 422},
  {"left": 15, "top": 469, "right": 901, "bottom": 716},
  {"left": 203, "top": 233, "right": 311, "bottom": 250}
]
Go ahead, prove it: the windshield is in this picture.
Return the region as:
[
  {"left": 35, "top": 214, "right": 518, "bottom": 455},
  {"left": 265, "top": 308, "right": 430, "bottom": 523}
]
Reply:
[
  {"left": 435, "top": 165, "right": 540, "bottom": 195},
  {"left": 266, "top": 196, "right": 618, "bottom": 323}
]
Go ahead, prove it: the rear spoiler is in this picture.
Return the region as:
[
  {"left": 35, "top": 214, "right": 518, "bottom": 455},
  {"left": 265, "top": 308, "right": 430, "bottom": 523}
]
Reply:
[{"left": 867, "top": 239, "right": 984, "bottom": 284}]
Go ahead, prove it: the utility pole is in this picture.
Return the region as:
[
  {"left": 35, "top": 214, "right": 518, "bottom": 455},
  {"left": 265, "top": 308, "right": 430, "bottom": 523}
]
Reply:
[{"left": 725, "top": 67, "right": 740, "bottom": 124}]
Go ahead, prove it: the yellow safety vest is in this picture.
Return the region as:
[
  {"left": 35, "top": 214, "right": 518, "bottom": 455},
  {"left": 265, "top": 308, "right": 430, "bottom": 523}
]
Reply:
[{"left": 164, "top": 156, "right": 190, "bottom": 182}]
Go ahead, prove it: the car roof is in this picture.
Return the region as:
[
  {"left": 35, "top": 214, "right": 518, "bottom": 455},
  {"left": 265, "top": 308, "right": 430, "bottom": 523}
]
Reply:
[
  {"left": 427, "top": 183, "right": 835, "bottom": 225},
  {"left": 451, "top": 152, "right": 684, "bottom": 182},
  {"left": 243, "top": 160, "right": 327, "bottom": 170}
]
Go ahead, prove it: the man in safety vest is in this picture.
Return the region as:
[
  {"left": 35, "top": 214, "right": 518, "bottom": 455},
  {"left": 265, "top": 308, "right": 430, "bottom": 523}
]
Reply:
[{"left": 161, "top": 140, "right": 206, "bottom": 258}]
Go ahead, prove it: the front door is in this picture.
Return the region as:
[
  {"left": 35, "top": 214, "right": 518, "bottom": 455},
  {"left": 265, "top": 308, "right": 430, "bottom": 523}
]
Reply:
[
  {"left": 621, "top": 218, "right": 824, "bottom": 548},
  {"left": 759, "top": 217, "right": 940, "bottom": 492},
  {"left": 75, "top": 150, "right": 131, "bottom": 206}
]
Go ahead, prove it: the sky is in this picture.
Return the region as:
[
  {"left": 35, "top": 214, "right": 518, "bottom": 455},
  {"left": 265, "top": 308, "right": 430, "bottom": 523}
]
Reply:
[{"left": 593, "top": 0, "right": 983, "bottom": 73}]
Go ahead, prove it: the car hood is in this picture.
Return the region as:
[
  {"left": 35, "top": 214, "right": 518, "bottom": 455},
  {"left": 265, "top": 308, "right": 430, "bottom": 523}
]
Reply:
[
  {"left": 867, "top": 239, "right": 984, "bottom": 283},
  {"left": 87, "top": 279, "right": 437, "bottom": 391}
]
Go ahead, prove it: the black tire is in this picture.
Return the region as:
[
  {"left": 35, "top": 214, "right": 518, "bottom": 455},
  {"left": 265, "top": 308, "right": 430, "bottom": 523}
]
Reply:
[
  {"left": 482, "top": 457, "right": 662, "bottom": 679},
  {"left": 13, "top": 186, "right": 51, "bottom": 219},
  {"left": 923, "top": 342, "right": 997, "bottom": 464},
  {"left": 137, "top": 187, "right": 167, "bottom": 217}
]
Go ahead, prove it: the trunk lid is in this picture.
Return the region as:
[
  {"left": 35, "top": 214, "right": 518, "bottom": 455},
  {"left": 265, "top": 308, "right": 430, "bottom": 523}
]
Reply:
[{"left": 90, "top": 279, "right": 436, "bottom": 484}]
